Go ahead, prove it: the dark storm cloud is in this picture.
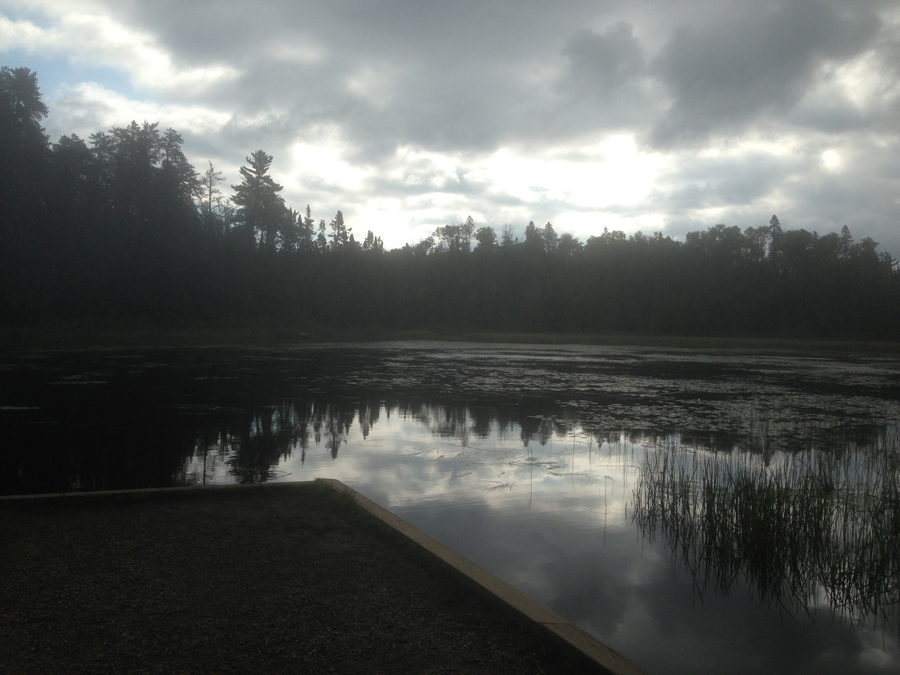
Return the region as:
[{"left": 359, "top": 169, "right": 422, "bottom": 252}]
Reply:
[{"left": 649, "top": 1, "right": 881, "bottom": 147}]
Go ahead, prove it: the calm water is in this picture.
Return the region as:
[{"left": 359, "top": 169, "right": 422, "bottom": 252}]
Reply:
[{"left": 2, "top": 342, "right": 899, "bottom": 675}]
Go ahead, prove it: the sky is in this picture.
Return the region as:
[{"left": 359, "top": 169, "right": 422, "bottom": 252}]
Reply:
[{"left": 2, "top": 0, "right": 900, "bottom": 254}]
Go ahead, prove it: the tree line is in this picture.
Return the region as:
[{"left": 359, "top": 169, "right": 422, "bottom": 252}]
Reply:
[{"left": 2, "top": 66, "right": 898, "bottom": 338}]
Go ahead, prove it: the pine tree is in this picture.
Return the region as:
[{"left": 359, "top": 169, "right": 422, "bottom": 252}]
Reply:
[
  {"left": 329, "top": 210, "right": 350, "bottom": 249},
  {"left": 231, "top": 150, "right": 286, "bottom": 251}
]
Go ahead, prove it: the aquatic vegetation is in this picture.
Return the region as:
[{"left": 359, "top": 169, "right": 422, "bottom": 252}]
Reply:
[{"left": 632, "top": 425, "right": 900, "bottom": 632}]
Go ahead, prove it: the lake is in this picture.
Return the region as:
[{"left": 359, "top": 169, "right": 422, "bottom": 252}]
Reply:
[{"left": 1, "top": 342, "right": 898, "bottom": 674}]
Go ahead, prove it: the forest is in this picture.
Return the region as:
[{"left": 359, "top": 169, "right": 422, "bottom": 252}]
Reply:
[{"left": 2, "top": 66, "right": 899, "bottom": 339}]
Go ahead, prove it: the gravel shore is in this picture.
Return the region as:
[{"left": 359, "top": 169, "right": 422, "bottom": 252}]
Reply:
[{"left": 0, "top": 482, "right": 583, "bottom": 674}]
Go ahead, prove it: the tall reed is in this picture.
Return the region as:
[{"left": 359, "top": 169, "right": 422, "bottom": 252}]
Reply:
[{"left": 632, "top": 424, "right": 900, "bottom": 632}]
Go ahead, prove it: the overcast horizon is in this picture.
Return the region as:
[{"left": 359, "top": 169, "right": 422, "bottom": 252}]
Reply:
[{"left": 2, "top": 0, "right": 899, "bottom": 255}]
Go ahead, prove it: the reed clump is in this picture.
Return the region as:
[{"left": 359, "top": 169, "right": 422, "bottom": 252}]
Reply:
[{"left": 632, "top": 424, "right": 900, "bottom": 632}]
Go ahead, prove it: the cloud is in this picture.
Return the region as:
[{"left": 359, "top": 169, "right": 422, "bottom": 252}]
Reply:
[
  {"left": 649, "top": 1, "right": 881, "bottom": 147},
  {"left": 2, "top": 0, "right": 899, "bottom": 254},
  {"left": 46, "top": 81, "right": 232, "bottom": 138},
  {"left": 0, "top": 8, "right": 240, "bottom": 96},
  {"left": 564, "top": 23, "right": 645, "bottom": 90},
  {"left": 544, "top": 22, "right": 660, "bottom": 139}
]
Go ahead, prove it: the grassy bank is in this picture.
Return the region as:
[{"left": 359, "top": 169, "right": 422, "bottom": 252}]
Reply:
[{"left": 2, "top": 320, "right": 899, "bottom": 356}]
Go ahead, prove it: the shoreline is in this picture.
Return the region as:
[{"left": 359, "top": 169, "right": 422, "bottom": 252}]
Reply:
[{"left": 2, "top": 322, "right": 899, "bottom": 356}]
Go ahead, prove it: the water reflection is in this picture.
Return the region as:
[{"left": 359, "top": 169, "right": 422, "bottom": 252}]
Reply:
[
  {"left": 2, "top": 344, "right": 900, "bottom": 674},
  {"left": 175, "top": 399, "right": 615, "bottom": 490},
  {"left": 173, "top": 390, "right": 900, "bottom": 643},
  {"left": 632, "top": 431, "right": 900, "bottom": 635}
]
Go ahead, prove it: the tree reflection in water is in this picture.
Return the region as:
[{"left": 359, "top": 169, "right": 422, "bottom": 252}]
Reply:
[
  {"left": 177, "top": 398, "right": 588, "bottom": 488},
  {"left": 632, "top": 424, "right": 900, "bottom": 634},
  {"left": 181, "top": 399, "right": 362, "bottom": 484}
]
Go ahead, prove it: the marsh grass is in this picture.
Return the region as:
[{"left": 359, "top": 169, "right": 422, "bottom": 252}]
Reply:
[{"left": 633, "top": 424, "right": 900, "bottom": 632}]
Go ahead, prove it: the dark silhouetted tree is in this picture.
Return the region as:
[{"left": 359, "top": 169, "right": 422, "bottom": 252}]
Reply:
[
  {"left": 316, "top": 219, "right": 328, "bottom": 252},
  {"left": 840, "top": 225, "right": 853, "bottom": 260},
  {"left": 558, "top": 232, "right": 582, "bottom": 257},
  {"left": 231, "top": 150, "right": 286, "bottom": 252},
  {"left": 542, "top": 222, "right": 558, "bottom": 252},
  {"left": 475, "top": 226, "right": 496, "bottom": 252},
  {"left": 299, "top": 205, "right": 315, "bottom": 252},
  {"left": 198, "top": 160, "right": 225, "bottom": 232},
  {"left": 329, "top": 210, "right": 350, "bottom": 249},
  {"left": 462, "top": 215, "right": 476, "bottom": 251},
  {"left": 362, "top": 230, "right": 383, "bottom": 252},
  {"left": 0, "top": 66, "right": 49, "bottom": 235},
  {"left": 523, "top": 221, "right": 543, "bottom": 252}
]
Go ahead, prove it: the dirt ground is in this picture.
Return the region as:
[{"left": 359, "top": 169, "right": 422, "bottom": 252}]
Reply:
[{"left": 0, "top": 482, "right": 584, "bottom": 674}]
